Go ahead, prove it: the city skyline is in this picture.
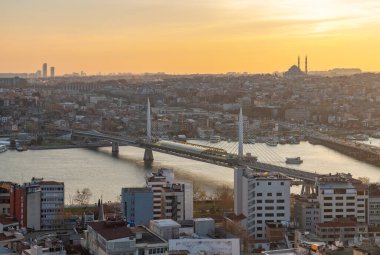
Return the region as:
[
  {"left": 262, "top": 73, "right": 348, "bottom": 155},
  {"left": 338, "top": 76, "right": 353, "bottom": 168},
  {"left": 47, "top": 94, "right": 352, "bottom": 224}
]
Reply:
[{"left": 2, "top": 0, "right": 380, "bottom": 74}]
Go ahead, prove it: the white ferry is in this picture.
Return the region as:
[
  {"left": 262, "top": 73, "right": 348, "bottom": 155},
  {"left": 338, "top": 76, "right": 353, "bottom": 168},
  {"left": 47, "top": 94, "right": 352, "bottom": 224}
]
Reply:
[
  {"left": 210, "top": 136, "right": 221, "bottom": 143},
  {"left": 286, "top": 157, "right": 303, "bottom": 164},
  {"left": 0, "top": 145, "right": 7, "bottom": 153}
]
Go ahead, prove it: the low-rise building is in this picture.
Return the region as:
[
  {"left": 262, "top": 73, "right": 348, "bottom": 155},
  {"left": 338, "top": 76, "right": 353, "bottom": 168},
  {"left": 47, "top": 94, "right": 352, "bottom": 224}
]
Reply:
[{"left": 86, "top": 220, "right": 167, "bottom": 255}]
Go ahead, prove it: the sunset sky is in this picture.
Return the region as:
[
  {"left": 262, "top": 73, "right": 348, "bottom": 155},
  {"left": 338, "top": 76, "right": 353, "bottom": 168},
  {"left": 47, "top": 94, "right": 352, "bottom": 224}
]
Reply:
[{"left": 1, "top": 0, "right": 380, "bottom": 74}]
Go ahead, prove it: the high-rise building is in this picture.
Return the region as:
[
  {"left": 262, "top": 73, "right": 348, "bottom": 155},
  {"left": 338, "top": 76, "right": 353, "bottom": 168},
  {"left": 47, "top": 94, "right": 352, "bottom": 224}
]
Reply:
[
  {"left": 317, "top": 173, "right": 368, "bottom": 224},
  {"left": 233, "top": 167, "right": 291, "bottom": 239},
  {"left": 50, "top": 66, "right": 55, "bottom": 78},
  {"left": 32, "top": 178, "right": 65, "bottom": 229},
  {"left": 42, "top": 63, "right": 47, "bottom": 79},
  {"left": 146, "top": 168, "right": 193, "bottom": 221},
  {"left": 121, "top": 187, "right": 154, "bottom": 225}
]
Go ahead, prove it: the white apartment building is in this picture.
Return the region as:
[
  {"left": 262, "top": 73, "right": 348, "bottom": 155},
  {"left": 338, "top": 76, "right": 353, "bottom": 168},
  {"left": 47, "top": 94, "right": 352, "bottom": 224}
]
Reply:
[
  {"left": 31, "top": 178, "right": 65, "bottom": 229},
  {"left": 234, "top": 167, "right": 291, "bottom": 239},
  {"left": 317, "top": 173, "right": 368, "bottom": 224},
  {"left": 146, "top": 169, "right": 193, "bottom": 221}
]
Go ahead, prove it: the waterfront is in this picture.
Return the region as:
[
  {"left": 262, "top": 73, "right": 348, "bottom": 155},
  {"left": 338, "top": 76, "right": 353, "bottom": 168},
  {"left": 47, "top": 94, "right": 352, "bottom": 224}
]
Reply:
[{"left": 1, "top": 141, "right": 380, "bottom": 204}]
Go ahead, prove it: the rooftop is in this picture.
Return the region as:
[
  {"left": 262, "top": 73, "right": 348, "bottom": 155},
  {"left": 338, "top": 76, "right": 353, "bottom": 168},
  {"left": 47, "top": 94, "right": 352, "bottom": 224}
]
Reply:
[
  {"left": 150, "top": 219, "right": 181, "bottom": 228},
  {"left": 131, "top": 226, "right": 166, "bottom": 244},
  {"left": 88, "top": 221, "right": 135, "bottom": 241}
]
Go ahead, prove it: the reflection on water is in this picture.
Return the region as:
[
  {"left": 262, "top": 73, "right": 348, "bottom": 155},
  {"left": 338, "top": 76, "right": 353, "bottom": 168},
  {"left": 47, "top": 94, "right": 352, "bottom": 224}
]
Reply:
[{"left": 1, "top": 140, "right": 380, "bottom": 204}]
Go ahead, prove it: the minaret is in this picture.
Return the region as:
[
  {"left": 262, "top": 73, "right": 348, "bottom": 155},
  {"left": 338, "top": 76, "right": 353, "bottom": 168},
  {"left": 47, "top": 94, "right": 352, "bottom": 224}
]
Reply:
[
  {"left": 298, "top": 56, "right": 300, "bottom": 70},
  {"left": 305, "top": 55, "right": 308, "bottom": 75},
  {"left": 238, "top": 107, "right": 244, "bottom": 159}
]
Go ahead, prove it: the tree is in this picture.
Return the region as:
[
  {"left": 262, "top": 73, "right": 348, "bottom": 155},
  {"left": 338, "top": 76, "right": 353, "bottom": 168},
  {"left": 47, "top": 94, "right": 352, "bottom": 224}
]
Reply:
[
  {"left": 193, "top": 183, "right": 208, "bottom": 201},
  {"left": 73, "top": 188, "right": 92, "bottom": 206},
  {"left": 358, "top": 177, "right": 370, "bottom": 185},
  {"left": 213, "top": 185, "right": 234, "bottom": 212}
]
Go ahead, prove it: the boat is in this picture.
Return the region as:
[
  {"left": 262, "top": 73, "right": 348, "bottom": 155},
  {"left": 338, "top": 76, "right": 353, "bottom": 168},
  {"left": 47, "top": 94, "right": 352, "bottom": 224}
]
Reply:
[
  {"left": 0, "top": 145, "right": 7, "bottom": 153},
  {"left": 279, "top": 138, "right": 287, "bottom": 145},
  {"left": 210, "top": 136, "right": 221, "bottom": 143},
  {"left": 286, "top": 157, "right": 303, "bottom": 164},
  {"left": 266, "top": 139, "right": 278, "bottom": 147},
  {"left": 353, "top": 134, "right": 369, "bottom": 141}
]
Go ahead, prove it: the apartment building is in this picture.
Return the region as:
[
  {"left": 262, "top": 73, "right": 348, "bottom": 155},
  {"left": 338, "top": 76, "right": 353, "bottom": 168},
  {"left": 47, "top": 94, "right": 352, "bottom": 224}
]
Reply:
[
  {"left": 10, "top": 178, "right": 64, "bottom": 230},
  {"left": 317, "top": 173, "right": 368, "bottom": 224},
  {"left": 234, "top": 167, "right": 291, "bottom": 239},
  {"left": 146, "top": 168, "right": 193, "bottom": 221}
]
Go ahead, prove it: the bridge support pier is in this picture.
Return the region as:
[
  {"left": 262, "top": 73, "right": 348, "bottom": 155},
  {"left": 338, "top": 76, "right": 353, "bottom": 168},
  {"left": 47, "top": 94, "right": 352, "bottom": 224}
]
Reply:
[
  {"left": 112, "top": 142, "right": 119, "bottom": 156},
  {"left": 143, "top": 148, "right": 154, "bottom": 163},
  {"left": 301, "top": 182, "right": 315, "bottom": 196}
]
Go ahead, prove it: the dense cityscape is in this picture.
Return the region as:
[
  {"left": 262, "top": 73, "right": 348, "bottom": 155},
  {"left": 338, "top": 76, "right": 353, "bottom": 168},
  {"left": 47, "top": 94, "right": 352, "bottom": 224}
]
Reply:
[
  {"left": 3, "top": 0, "right": 380, "bottom": 254},
  {"left": 1, "top": 61, "right": 380, "bottom": 255}
]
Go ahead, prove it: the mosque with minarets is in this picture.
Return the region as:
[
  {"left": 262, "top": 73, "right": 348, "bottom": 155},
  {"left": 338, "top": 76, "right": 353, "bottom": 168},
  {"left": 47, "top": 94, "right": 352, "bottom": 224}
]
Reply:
[{"left": 283, "top": 56, "right": 308, "bottom": 77}]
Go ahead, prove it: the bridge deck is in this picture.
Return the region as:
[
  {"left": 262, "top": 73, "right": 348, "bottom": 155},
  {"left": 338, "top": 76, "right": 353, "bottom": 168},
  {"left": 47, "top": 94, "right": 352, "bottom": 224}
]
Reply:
[{"left": 72, "top": 129, "right": 322, "bottom": 182}]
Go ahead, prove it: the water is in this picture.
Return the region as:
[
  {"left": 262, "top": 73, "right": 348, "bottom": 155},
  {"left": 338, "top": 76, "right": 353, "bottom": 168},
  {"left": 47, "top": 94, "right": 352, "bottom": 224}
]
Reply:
[{"left": 1, "top": 141, "right": 380, "bottom": 204}]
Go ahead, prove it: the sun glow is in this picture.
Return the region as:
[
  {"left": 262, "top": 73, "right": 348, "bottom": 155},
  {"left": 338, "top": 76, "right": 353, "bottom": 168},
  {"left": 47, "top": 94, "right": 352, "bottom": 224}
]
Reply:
[{"left": 1, "top": 0, "right": 380, "bottom": 74}]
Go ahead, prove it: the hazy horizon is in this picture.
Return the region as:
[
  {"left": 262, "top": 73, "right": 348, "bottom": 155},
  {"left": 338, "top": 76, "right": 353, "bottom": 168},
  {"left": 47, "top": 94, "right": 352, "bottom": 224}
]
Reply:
[{"left": 2, "top": 0, "right": 380, "bottom": 74}]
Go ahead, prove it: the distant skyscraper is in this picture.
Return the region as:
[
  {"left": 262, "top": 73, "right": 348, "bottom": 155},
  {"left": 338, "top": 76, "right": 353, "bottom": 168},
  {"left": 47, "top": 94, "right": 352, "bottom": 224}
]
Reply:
[
  {"left": 50, "top": 66, "right": 55, "bottom": 78},
  {"left": 42, "top": 63, "right": 47, "bottom": 79}
]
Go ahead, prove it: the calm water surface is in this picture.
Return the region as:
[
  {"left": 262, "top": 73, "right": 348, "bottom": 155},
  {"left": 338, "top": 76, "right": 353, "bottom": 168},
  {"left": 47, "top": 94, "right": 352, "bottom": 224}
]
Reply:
[{"left": 1, "top": 141, "right": 380, "bottom": 204}]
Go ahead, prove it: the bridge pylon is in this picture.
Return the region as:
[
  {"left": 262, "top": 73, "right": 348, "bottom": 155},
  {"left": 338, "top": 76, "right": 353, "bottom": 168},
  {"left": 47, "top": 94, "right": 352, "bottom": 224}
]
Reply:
[
  {"left": 112, "top": 142, "right": 119, "bottom": 156},
  {"left": 144, "top": 98, "right": 154, "bottom": 164},
  {"left": 301, "top": 182, "right": 315, "bottom": 196},
  {"left": 238, "top": 107, "right": 244, "bottom": 160}
]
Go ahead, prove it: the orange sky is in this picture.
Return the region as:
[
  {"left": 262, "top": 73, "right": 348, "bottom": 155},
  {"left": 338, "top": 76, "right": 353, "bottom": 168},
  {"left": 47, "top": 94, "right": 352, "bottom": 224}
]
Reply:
[{"left": 1, "top": 0, "right": 380, "bottom": 74}]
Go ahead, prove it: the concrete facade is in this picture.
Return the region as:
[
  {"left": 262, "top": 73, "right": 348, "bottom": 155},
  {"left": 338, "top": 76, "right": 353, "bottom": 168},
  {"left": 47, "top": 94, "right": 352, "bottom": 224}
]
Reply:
[{"left": 234, "top": 167, "right": 291, "bottom": 239}]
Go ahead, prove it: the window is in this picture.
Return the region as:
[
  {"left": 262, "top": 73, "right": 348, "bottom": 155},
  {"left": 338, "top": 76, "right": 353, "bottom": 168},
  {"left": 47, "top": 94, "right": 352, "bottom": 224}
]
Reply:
[
  {"left": 267, "top": 193, "right": 272, "bottom": 196},
  {"left": 324, "top": 197, "right": 332, "bottom": 200},
  {"left": 265, "top": 200, "right": 274, "bottom": 203},
  {"left": 324, "top": 203, "right": 332, "bottom": 206},
  {"left": 277, "top": 199, "right": 285, "bottom": 203},
  {"left": 268, "top": 182, "right": 272, "bottom": 185},
  {"left": 277, "top": 206, "right": 285, "bottom": 210},
  {"left": 276, "top": 193, "right": 282, "bottom": 196},
  {"left": 280, "top": 182, "right": 284, "bottom": 185},
  {"left": 347, "top": 196, "right": 355, "bottom": 200},
  {"left": 257, "top": 193, "right": 263, "bottom": 197},
  {"left": 336, "top": 197, "right": 343, "bottom": 200},
  {"left": 265, "top": 213, "right": 274, "bottom": 217},
  {"left": 265, "top": 206, "right": 274, "bottom": 210}
]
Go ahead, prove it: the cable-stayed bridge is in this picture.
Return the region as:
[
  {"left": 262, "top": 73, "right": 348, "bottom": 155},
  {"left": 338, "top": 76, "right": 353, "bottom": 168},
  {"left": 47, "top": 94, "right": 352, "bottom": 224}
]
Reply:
[{"left": 70, "top": 99, "right": 320, "bottom": 193}]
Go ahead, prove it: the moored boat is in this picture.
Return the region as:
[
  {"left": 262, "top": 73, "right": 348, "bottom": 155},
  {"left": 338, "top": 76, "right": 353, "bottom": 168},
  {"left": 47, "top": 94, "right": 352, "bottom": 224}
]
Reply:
[
  {"left": 286, "top": 157, "right": 303, "bottom": 164},
  {"left": 210, "top": 136, "right": 221, "bottom": 143}
]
